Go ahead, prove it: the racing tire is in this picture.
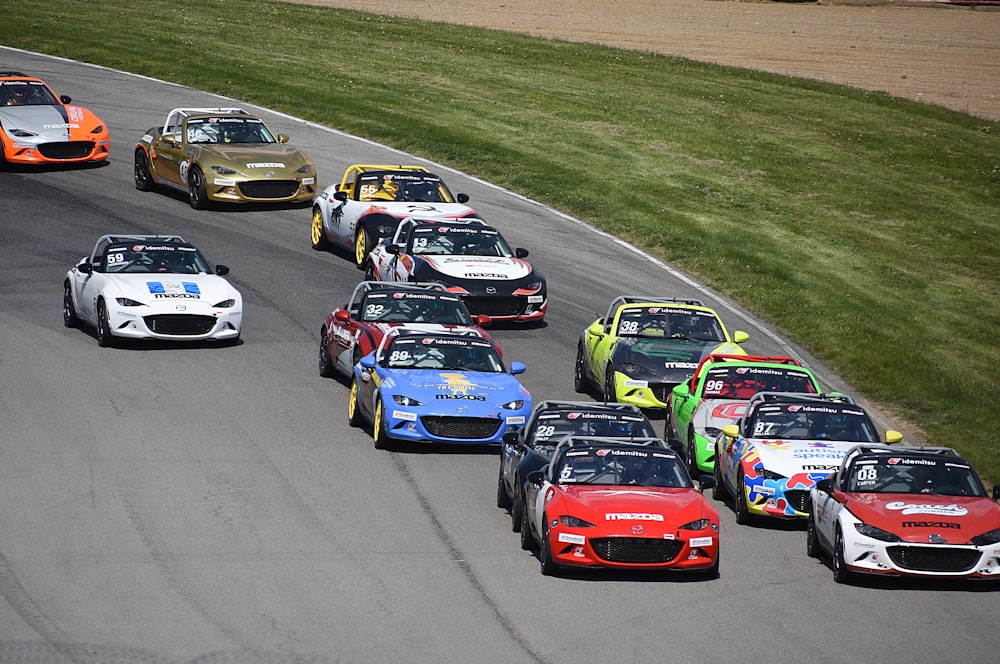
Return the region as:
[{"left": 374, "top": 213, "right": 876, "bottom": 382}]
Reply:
[
  {"left": 62, "top": 281, "right": 79, "bottom": 328},
  {"left": 134, "top": 149, "right": 154, "bottom": 192},
  {"left": 687, "top": 430, "right": 700, "bottom": 478},
  {"left": 372, "top": 396, "right": 391, "bottom": 450},
  {"left": 319, "top": 329, "right": 336, "bottom": 378},
  {"left": 832, "top": 527, "right": 854, "bottom": 584},
  {"left": 603, "top": 366, "right": 616, "bottom": 403},
  {"left": 364, "top": 262, "right": 376, "bottom": 282},
  {"left": 354, "top": 227, "right": 372, "bottom": 268},
  {"left": 734, "top": 474, "right": 752, "bottom": 525},
  {"left": 348, "top": 377, "right": 365, "bottom": 428},
  {"left": 310, "top": 207, "right": 331, "bottom": 251},
  {"left": 188, "top": 166, "right": 208, "bottom": 210},
  {"left": 539, "top": 518, "right": 559, "bottom": 577},
  {"left": 806, "top": 513, "right": 821, "bottom": 559},
  {"left": 573, "top": 345, "right": 588, "bottom": 393},
  {"left": 519, "top": 501, "right": 536, "bottom": 550},
  {"left": 96, "top": 299, "right": 114, "bottom": 348},
  {"left": 496, "top": 467, "right": 512, "bottom": 510},
  {"left": 511, "top": 481, "right": 523, "bottom": 532},
  {"left": 712, "top": 453, "right": 726, "bottom": 501}
]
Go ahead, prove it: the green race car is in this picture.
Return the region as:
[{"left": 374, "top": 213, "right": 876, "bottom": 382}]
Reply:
[
  {"left": 574, "top": 295, "right": 749, "bottom": 410},
  {"left": 667, "top": 353, "right": 823, "bottom": 475},
  {"left": 134, "top": 107, "right": 317, "bottom": 209}
]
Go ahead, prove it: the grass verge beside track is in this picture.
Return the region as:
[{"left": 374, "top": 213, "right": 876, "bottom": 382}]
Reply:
[{"left": 2, "top": 0, "right": 998, "bottom": 479}]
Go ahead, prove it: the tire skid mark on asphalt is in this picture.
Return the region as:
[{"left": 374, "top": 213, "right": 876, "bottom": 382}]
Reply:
[
  {"left": 0, "top": 547, "right": 75, "bottom": 655},
  {"left": 389, "top": 453, "right": 553, "bottom": 664}
]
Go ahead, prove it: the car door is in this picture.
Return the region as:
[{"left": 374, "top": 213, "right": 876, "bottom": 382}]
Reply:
[
  {"left": 811, "top": 481, "right": 843, "bottom": 550},
  {"left": 149, "top": 118, "right": 187, "bottom": 187}
]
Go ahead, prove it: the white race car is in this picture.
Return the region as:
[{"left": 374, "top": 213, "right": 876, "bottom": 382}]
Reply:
[
  {"left": 310, "top": 164, "right": 480, "bottom": 267},
  {"left": 63, "top": 234, "right": 243, "bottom": 347}
]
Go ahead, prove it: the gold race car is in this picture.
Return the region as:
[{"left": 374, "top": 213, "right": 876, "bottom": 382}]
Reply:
[{"left": 134, "top": 107, "right": 316, "bottom": 209}]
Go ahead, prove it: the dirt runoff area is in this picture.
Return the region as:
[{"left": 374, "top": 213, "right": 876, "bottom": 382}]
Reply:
[{"left": 286, "top": 0, "right": 999, "bottom": 121}]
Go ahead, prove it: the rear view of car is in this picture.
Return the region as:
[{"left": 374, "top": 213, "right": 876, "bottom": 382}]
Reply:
[{"left": 0, "top": 72, "right": 109, "bottom": 167}]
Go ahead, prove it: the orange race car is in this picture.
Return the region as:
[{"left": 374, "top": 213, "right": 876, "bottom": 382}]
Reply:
[{"left": 0, "top": 71, "right": 109, "bottom": 167}]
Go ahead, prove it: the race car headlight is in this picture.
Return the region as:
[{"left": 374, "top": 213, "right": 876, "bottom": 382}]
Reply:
[
  {"left": 500, "top": 399, "right": 525, "bottom": 410},
  {"left": 392, "top": 394, "right": 424, "bottom": 407},
  {"left": 90, "top": 124, "right": 106, "bottom": 134},
  {"left": 756, "top": 468, "right": 786, "bottom": 481},
  {"left": 213, "top": 299, "right": 237, "bottom": 308},
  {"left": 701, "top": 427, "right": 722, "bottom": 439},
  {"left": 525, "top": 281, "right": 543, "bottom": 292},
  {"left": 622, "top": 363, "right": 656, "bottom": 377},
  {"left": 296, "top": 164, "right": 314, "bottom": 174},
  {"left": 971, "top": 528, "right": 1000, "bottom": 546},
  {"left": 559, "top": 515, "right": 596, "bottom": 528},
  {"left": 211, "top": 165, "right": 239, "bottom": 175},
  {"left": 679, "top": 519, "right": 713, "bottom": 531},
  {"left": 853, "top": 523, "right": 901, "bottom": 542},
  {"left": 10, "top": 129, "right": 37, "bottom": 137},
  {"left": 115, "top": 297, "right": 144, "bottom": 306}
]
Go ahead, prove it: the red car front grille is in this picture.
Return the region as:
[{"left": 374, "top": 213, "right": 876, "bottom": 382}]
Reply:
[{"left": 590, "top": 537, "right": 684, "bottom": 563}]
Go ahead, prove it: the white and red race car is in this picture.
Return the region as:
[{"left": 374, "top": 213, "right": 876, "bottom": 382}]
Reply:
[
  {"left": 365, "top": 218, "right": 546, "bottom": 324},
  {"left": 808, "top": 444, "right": 1000, "bottom": 583}
]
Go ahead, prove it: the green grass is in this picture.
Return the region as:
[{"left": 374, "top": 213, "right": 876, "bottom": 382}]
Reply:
[{"left": 4, "top": 0, "right": 999, "bottom": 480}]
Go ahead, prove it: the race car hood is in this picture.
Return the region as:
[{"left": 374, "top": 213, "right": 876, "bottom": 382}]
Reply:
[
  {"left": 196, "top": 144, "right": 312, "bottom": 169},
  {"left": 693, "top": 398, "right": 748, "bottom": 432},
  {"left": 0, "top": 104, "right": 90, "bottom": 140},
  {"left": 747, "top": 439, "right": 857, "bottom": 478},
  {"left": 613, "top": 338, "right": 727, "bottom": 383},
  {"left": 842, "top": 493, "right": 1000, "bottom": 544},
  {"left": 417, "top": 256, "right": 534, "bottom": 281},
  {"left": 387, "top": 369, "right": 528, "bottom": 406},
  {"left": 363, "top": 202, "right": 476, "bottom": 219},
  {"left": 367, "top": 322, "right": 485, "bottom": 339},
  {"left": 558, "top": 486, "right": 714, "bottom": 530},
  {"left": 101, "top": 273, "right": 239, "bottom": 305}
]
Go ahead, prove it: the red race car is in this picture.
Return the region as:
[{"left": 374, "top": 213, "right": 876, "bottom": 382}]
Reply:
[
  {"left": 318, "top": 281, "right": 494, "bottom": 379},
  {"left": 520, "top": 436, "right": 720, "bottom": 577}
]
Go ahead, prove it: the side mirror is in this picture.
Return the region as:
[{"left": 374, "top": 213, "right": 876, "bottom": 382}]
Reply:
[
  {"left": 526, "top": 469, "right": 545, "bottom": 487},
  {"left": 78, "top": 261, "right": 93, "bottom": 275},
  {"left": 502, "top": 431, "right": 519, "bottom": 445},
  {"left": 733, "top": 331, "right": 750, "bottom": 344},
  {"left": 162, "top": 135, "right": 177, "bottom": 146},
  {"left": 816, "top": 477, "right": 834, "bottom": 495},
  {"left": 515, "top": 248, "right": 529, "bottom": 259},
  {"left": 360, "top": 354, "right": 376, "bottom": 369},
  {"left": 586, "top": 320, "right": 605, "bottom": 337},
  {"left": 386, "top": 244, "right": 400, "bottom": 255},
  {"left": 456, "top": 193, "right": 470, "bottom": 204},
  {"left": 509, "top": 361, "right": 526, "bottom": 375},
  {"left": 698, "top": 474, "right": 716, "bottom": 492},
  {"left": 215, "top": 264, "right": 230, "bottom": 276},
  {"left": 59, "top": 94, "right": 72, "bottom": 104},
  {"left": 277, "top": 134, "right": 290, "bottom": 144},
  {"left": 475, "top": 314, "right": 492, "bottom": 328},
  {"left": 666, "top": 437, "right": 685, "bottom": 455},
  {"left": 992, "top": 484, "right": 1000, "bottom": 501},
  {"left": 672, "top": 381, "right": 690, "bottom": 398},
  {"left": 721, "top": 424, "right": 739, "bottom": 439},
  {"left": 884, "top": 430, "right": 903, "bottom": 444},
  {"left": 334, "top": 309, "right": 350, "bottom": 323},
  {"left": 333, "top": 191, "right": 349, "bottom": 202}
]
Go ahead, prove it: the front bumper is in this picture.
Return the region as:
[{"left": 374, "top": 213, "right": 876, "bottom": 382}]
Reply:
[
  {"left": 548, "top": 527, "right": 718, "bottom": 571},
  {"left": 108, "top": 302, "right": 242, "bottom": 342}
]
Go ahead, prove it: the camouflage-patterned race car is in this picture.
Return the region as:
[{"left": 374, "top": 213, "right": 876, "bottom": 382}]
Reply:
[
  {"left": 310, "top": 164, "right": 480, "bottom": 266},
  {"left": 134, "top": 107, "right": 317, "bottom": 209}
]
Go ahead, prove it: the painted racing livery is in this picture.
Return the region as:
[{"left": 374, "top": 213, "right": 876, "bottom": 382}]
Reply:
[
  {"left": 349, "top": 331, "right": 531, "bottom": 449},
  {"left": 63, "top": 234, "right": 242, "bottom": 346},
  {"left": 0, "top": 72, "right": 108, "bottom": 166},
  {"left": 366, "top": 219, "right": 546, "bottom": 323},
  {"left": 808, "top": 444, "right": 1000, "bottom": 582},
  {"left": 668, "top": 353, "right": 822, "bottom": 475},
  {"left": 714, "top": 393, "right": 903, "bottom": 524},
  {"left": 134, "top": 107, "right": 316, "bottom": 209},
  {"left": 575, "top": 295, "right": 749, "bottom": 409},
  {"left": 520, "top": 437, "right": 720, "bottom": 576},
  {"left": 311, "top": 164, "right": 480, "bottom": 266}
]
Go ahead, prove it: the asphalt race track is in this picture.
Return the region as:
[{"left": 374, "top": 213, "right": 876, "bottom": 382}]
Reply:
[{"left": 1, "top": 48, "right": 998, "bottom": 664}]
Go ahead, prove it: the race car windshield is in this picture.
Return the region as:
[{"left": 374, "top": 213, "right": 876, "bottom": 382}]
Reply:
[
  {"left": 555, "top": 449, "right": 690, "bottom": 488},
  {"left": 357, "top": 172, "right": 453, "bottom": 203},
  {"left": 384, "top": 338, "right": 503, "bottom": 372},
  {"left": 361, "top": 295, "right": 473, "bottom": 325},
  {"left": 409, "top": 228, "right": 511, "bottom": 257},
  {"left": 747, "top": 405, "right": 879, "bottom": 442},
  {"left": 847, "top": 458, "right": 985, "bottom": 497},
  {"left": 0, "top": 81, "right": 58, "bottom": 106},
  {"left": 702, "top": 366, "right": 818, "bottom": 399},
  {"left": 102, "top": 244, "right": 211, "bottom": 274},
  {"left": 186, "top": 117, "right": 276, "bottom": 144},
  {"left": 529, "top": 413, "right": 657, "bottom": 445},
  {"left": 616, "top": 308, "right": 724, "bottom": 342}
]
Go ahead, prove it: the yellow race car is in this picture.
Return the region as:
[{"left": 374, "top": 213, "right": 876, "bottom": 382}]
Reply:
[{"left": 134, "top": 107, "right": 316, "bottom": 209}]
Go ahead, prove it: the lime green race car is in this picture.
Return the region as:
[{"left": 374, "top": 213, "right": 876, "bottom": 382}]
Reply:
[
  {"left": 574, "top": 296, "right": 749, "bottom": 410},
  {"left": 135, "top": 107, "right": 317, "bottom": 209},
  {"left": 667, "top": 353, "right": 823, "bottom": 475}
]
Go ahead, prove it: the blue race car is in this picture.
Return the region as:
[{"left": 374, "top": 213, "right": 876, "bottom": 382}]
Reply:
[{"left": 349, "top": 330, "right": 531, "bottom": 449}]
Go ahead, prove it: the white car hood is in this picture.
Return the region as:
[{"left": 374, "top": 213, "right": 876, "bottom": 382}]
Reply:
[
  {"left": 694, "top": 398, "right": 748, "bottom": 432},
  {"left": 366, "top": 202, "right": 475, "bottom": 218},
  {"left": 750, "top": 438, "right": 858, "bottom": 476},
  {"left": 0, "top": 105, "right": 75, "bottom": 140},
  {"left": 105, "top": 273, "right": 238, "bottom": 305},
  {"left": 418, "top": 256, "right": 532, "bottom": 280}
]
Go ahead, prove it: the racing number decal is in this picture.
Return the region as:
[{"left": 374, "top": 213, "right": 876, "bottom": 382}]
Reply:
[
  {"left": 619, "top": 320, "right": 640, "bottom": 335},
  {"left": 365, "top": 304, "right": 386, "bottom": 319},
  {"left": 180, "top": 160, "right": 191, "bottom": 183},
  {"left": 389, "top": 350, "right": 410, "bottom": 363},
  {"left": 536, "top": 425, "right": 557, "bottom": 439},
  {"left": 705, "top": 379, "right": 725, "bottom": 394}
]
